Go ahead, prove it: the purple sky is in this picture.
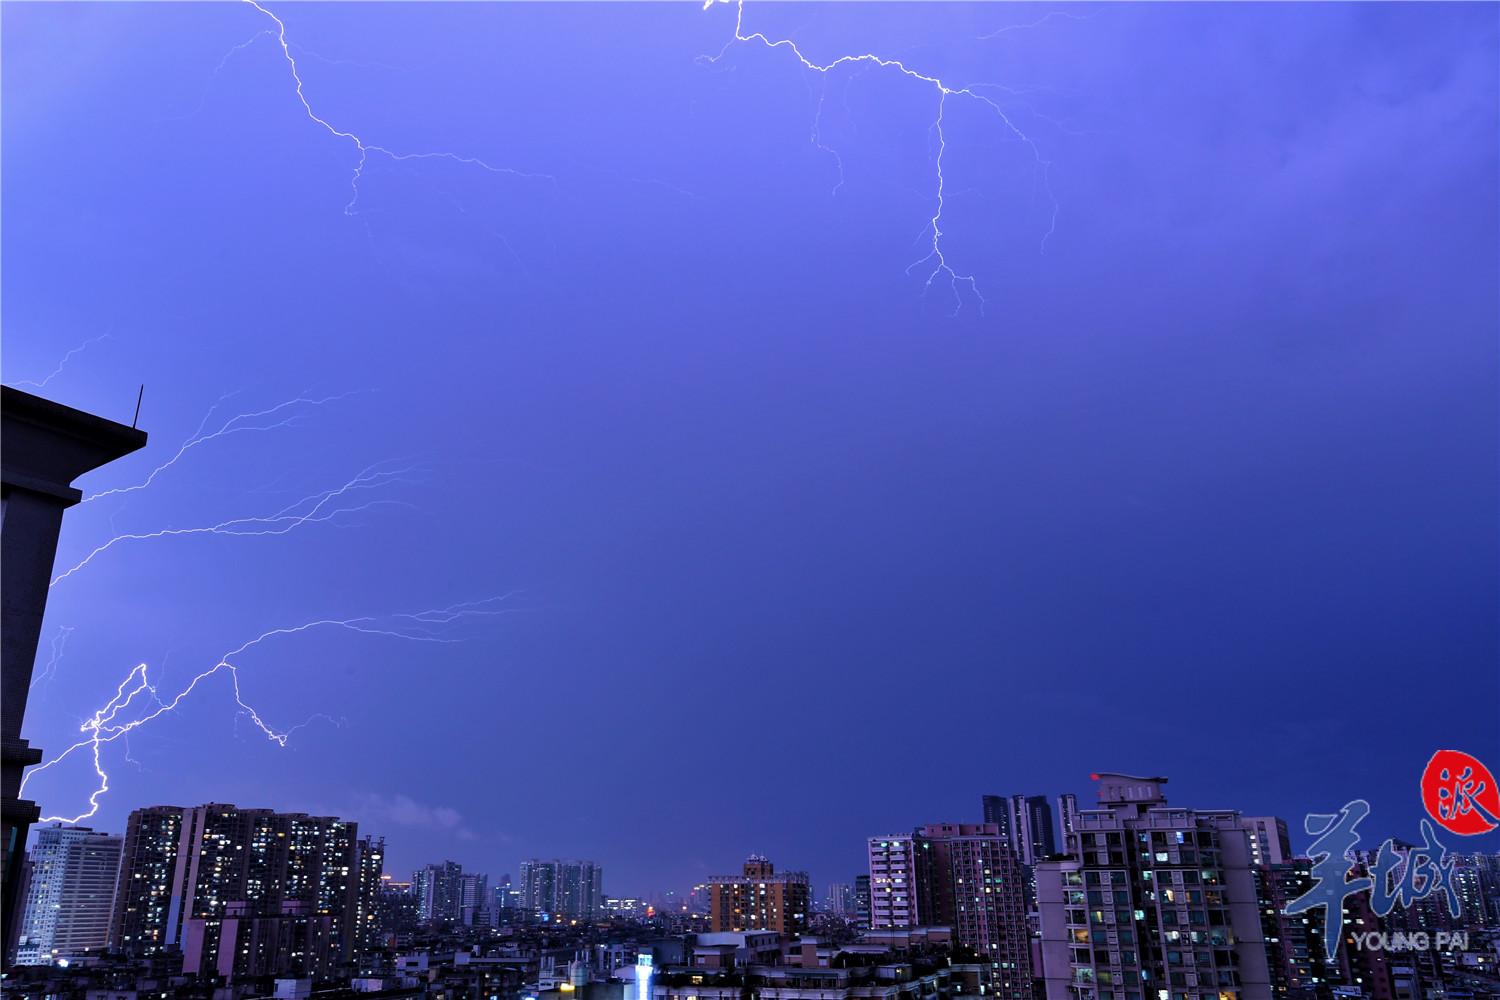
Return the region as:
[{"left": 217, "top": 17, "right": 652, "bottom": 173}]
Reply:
[{"left": 4, "top": 2, "right": 1497, "bottom": 895}]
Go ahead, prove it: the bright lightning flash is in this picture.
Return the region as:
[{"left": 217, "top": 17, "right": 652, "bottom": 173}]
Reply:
[
  {"left": 6, "top": 332, "right": 113, "bottom": 391},
  {"left": 84, "top": 390, "right": 360, "bottom": 504},
  {"left": 21, "top": 596, "right": 520, "bottom": 824},
  {"left": 29, "top": 625, "right": 76, "bottom": 693},
  {"left": 51, "top": 461, "right": 419, "bottom": 587},
  {"left": 704, "top": 0, "right": 1057, "bottom": 315},
  {"left": 242, "top": 0, "right": 549, "bottom": 214}
]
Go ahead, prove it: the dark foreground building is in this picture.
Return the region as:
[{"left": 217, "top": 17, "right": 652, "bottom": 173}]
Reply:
[
  {"left": 113, "top": 803, "right": 384, "bottom": 979},
  {"left": 1, "top": 386, "right": 146, "bottom": 965}
]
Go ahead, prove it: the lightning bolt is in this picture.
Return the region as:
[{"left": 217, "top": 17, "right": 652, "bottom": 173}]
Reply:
[
  {"left": 241, "top": 0, "right": 550, "bottom": 215},
  {"left": 703, "top": 0, "right": 1058, "bottom": 315},
  {"left": 977, "top": 11, "right": 1089, "bottom": 40},
  {"left": 51, "top": 462, "right": 419, "bottom": 587},
  {"left": 84, "top": 390, "right": 360, "bottom": 503},
  {"left": 21, "top": 596, "right": 521, "bottom": 824},
  {"left": 6, "top": 331, "right": 113, "bottom": 391},
  {"left": 29, "top": 625, "right": 75, "bottom": 693}
]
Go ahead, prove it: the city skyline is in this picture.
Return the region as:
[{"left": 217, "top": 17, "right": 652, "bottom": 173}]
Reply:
[{"left": 4, "top": 0, "right": 1497, "bottom": 898}]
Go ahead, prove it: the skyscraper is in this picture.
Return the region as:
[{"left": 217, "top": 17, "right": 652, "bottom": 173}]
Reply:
[
  {"left": 824, "top": 881, "right": 853, "bottom": 917},
  {"left": 459, "top": 871, "right": 489, "bottom": 925},
  {"left": 853, "top": 874, "right": 871, "bottom": 929},
  {"left": 518, "top": 859, "right": 603, "bottom": 920},
  {"left": 707, "top": 855, "right": 810, "bottom": 935},
  {"left": 980, "top": 794, "right": 1058, "bottom": 865},
  {"left": 1035, "top": 773, "right": 1271, "bottom": 1000},
  {"left": 1057, "top": 794, "right": 1079, "bottom": 838},
  {"left": 867, "top": 824, "right": 1032, "bottom": 998},
  {"left": 1238, "top": 816, "right": 1292, "bottom": 868},
  {"left": 923, "top": 823, "right": 1033, "bottom": 999},
  {"left": 14, "top": 825, "right": 122, "bottom": 966},
  {"left": 412, "top": 861, "right": 464, "bottom": 923},
  {"left": 110, "top": 804, "right": 380, "bottom": 978}
]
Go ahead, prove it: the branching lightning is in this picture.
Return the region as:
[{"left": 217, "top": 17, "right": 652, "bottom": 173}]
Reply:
[
  {"left": 84, "top": 390, "right": 359, "bottom": 503},
  {"left": 51, "top": 462, "right": 418, "bottom": 587},
  {"left": 21, "top": 596, "right": 521, "bottom": 824},
  {"left": 242, "top": 0, "right": 549, "bottom": 214},
  {"left": 977, "top": 11, "right": 1088, "bottom": 40},
  {"left": 6, "top": 332, "right": 113, "bottom": 391},
  {"left": 29, "top": 625, "right": 75, "bottom": 693},
  {"left": 704, "top": 0, "right": 1059, "bottom": 315}
]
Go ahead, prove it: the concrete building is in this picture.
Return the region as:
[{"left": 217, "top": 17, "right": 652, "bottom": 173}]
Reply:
[
  {"left": 520, "top": 859, "right": 604, "bottom": 921},
  {"left": 413, "top": 861, "right": 463, "bottom": 923},
  {"left": 1255, "top": 860, "right": 1340, "bottom": 999},
  {"left": 920, "top": 823, "right": 1033, "bottom": 1000},
  {"left": 823, "top": 882, "right": 853, "bottom": 917},
  {"left": 853, "top": 875, "right": 871, "bottom": 930},
  {"left": 982, "top": 795, "right": 1059, "bottom": 865},
  {"left": 1239, "top": 817, "right": 1292, "bottom": 868},
  {"left": 707, "top": 856, "right": 810, "bottom": 936},
  {"left": 867, "top": 836, "right": 931, "bottom": 930},
  {"left": 2, "top": 387, "right": 146, "bottom": 964},
  {"left": 1035, "top": 773, "right": 1271, "bottom": 1000},
  {"left": 110, "top": 803, "right": 381, "bottom": 978},
  {"left": 1058, "top": 795, "right": 1080, "bottom": 839},
  {"left": 14, "top": 825, "right": 123, "bottom": 965},
  {"left": 459, "top": 871, "right": 489, "bottom": 925}
]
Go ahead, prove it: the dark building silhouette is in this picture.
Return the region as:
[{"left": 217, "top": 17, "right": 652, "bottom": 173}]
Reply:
[{"left": 2, "top": 386, "right": 146, "bottom": 966}]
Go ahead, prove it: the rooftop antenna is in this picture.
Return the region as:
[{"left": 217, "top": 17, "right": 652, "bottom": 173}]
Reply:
[{"left": 132, "top": 384, "right": 144, "bottom": 429}]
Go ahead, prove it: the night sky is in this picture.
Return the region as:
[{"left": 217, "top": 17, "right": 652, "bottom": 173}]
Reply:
[{"left": 4, "top": 2, "right": 1497, "bottom": 896}]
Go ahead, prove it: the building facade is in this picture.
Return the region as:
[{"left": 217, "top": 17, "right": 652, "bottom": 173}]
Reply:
[
  {"left": 413, "top": 861, "right": 464, "bottom": 923},
  {"left": 2, "top": 387, "right": 146, "bottom": 965},
  {"left": 110, "top": 803, "right": 381, "bottom": 978},
  {"left": 853, "top": 874, "right": 871, "bottom": 929},
  {"left": 1035, "top": 773, "right": 1271, "bottom": 1000},
  {"left": 520, "top": 859, "right": 604, "bottom": 921},
  {"left": 1239, "top": 817, "right": 1292, "bottom": 869},
  {"left": 982, "top": 795, "right": 1059, "bottom": 865},
  {"left": 867, "top": 835, "right": 931, "bottom": 930},
  {"left": 920, "top": 823, "right": 1033, "bottom": 1000},
  {"left": 14, "top": 825, "right": 123, "bottom": 965},
  {"left": 707, "top": 855, "right": 810, "bottom": 936},
  {"left": 1058, "top": 795, "right": 1080, "bottom": 839}
]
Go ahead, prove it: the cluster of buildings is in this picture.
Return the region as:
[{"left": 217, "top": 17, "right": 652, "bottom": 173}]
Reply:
[
  {"left": 8, "top": 775, "right": 1500, "bottom": 1000},
  {"left": 14, "top": 804, "right": 385, "bottom": 979},
  {"left": 381, "top": 860, "right": 610, "bottom": 930}
]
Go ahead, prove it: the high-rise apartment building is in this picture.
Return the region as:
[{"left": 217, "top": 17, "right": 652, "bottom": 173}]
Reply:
[
  {"left": 707, "top": 855, "right": 810, "bottom": 935},
  {"left": 110, "top": 804, "right": 381, "bottom": 979},
  {"left": 853, "top": 874, "right": 871, "bottom": 929},
  {"left": 519, "top": 859, "right": 604, "bottom": 920},
  {"left": 867, "top": 834, "right": 932, "bottom": 930},
  {"left": 459, "top": 871, "right": 489, "bottom": 925},
  {"left": 920, "top": 823, "right": 1033, "bottom": 1000},
  {"left": 868, "top": 824, "right": 1031, "bottom": 997},
  {"left": 1035, "top": 773, "right": 1271, "bottom": 1000},
  {"left": 1239, "top": 816, "right": 1292, "bottom": 868},
  {"left": 1058, "top": 795, "right": 1080, "bottom": 838},
  {"left": 413, "top": 861, "right": 463, "bottom": 923},
  {"left": 981, "top": 795, "right": 1059, "bottom": 865},
  {"left": 824, "top": 882, "right": 853, "bottom": 917},
  {"left": 14, "top": 825, "right": 122, "bottom": 965},
  {"left": 494, "top": 873, "right": 519, "bottom": 914}
]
